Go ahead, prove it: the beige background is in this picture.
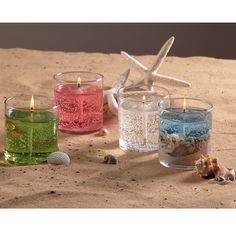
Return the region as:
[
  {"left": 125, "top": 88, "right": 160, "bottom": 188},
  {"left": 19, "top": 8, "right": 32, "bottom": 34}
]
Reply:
[{"left": 0, "top": 48, "right": 236, "bottom": 207}]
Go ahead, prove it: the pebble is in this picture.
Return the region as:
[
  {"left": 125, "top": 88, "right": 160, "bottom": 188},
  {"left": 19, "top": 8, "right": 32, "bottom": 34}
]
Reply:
[
  {"left": 49, "top": 191, "right": 56, "bottom": 194},
  {"left": 103, "top": 154, "right": 118, "bottom": 164}
]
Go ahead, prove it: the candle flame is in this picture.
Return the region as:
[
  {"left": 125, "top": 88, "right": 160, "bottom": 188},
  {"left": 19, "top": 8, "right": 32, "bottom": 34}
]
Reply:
[
  {"left": 77, "top": 76, "right": 81, "bottom": 87},
  {"left": 183, "top": 98, "right": 186, "bottom": 112},
  {"left": 30, "top": 95, "right": 34, "bottom": 111},
  {"left": 142, "top": 95, "right": 146, "bottom": 103}
]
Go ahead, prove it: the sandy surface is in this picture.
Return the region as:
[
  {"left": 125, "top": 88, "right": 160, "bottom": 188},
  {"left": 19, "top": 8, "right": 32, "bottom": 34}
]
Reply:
[{"left": 0, "top": 48, "right": 236, "bottom": 208}]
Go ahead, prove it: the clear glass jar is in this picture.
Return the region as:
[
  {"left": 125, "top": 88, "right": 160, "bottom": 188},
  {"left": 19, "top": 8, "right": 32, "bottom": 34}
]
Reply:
[
  {"left": 4, "top": 95, "right": 58, "bottom": 165},
  {"left": 54, "top": 71, "right": 104, "bottom": 134},
  {"left": 159, "top": 97, "right": 213, "bottom": 170},
  {"left": 118, "top": 85, "right": 169, "bottom": 152}
]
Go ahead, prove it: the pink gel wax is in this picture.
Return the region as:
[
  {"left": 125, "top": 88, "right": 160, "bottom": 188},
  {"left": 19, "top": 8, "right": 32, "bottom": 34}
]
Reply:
[{"left": 55, "top": 84, "right": 103, "bottom": 133}]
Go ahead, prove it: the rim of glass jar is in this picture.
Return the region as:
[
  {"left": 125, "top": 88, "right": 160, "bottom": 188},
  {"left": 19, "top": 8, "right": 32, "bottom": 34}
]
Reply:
[
  {"left": 4, "top": 95, "right": 59, "bottom": 111},
  {"left": 53, "top": 71, "right": 104, "bottom": 84},
  {"left": 159, "top": 97, "right": 213, "bottom": 113},
  {"left": 118, "top": 85, "right": 170, "bottom": 101}
]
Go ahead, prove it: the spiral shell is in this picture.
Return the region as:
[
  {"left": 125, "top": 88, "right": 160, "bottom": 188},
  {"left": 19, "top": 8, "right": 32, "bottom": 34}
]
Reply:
[
  {"left": 47, "top": 151, "right": 70, "bottom": 166},
  {"left": 103, "top": 154, "right": 118, "bottom": 164}
]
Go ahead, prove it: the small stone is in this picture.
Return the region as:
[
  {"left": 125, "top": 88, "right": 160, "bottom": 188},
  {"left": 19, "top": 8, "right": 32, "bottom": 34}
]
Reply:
[
  {"left": 49, "top": 191, "right": 56, "bottom": 194},
  {"left": 23, "top": 171, "right": 26, "bottom": 173},
  {"left": 103, "top": 154, "right": 118, "bottom": 164},
  {"left": 131, "top": 178, "right": 136, "bottom": 182},
  {"left": 76, "top": 171, "right": 80, "bottom": 173},
  {"left": 164, "top": 197, "right": 168, "bottom": 201}
]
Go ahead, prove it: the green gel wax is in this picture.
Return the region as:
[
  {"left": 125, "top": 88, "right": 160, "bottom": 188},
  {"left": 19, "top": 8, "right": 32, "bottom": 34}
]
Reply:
[{"left": 4, "top": 109, "right": 58, "bottom": 165}]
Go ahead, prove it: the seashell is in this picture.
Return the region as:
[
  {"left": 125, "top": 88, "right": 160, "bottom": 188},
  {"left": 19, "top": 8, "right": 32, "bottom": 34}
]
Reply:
[
  {"left": 225, "top": 169, "right": 235, "bottom": 181},
  {"left": 103, "top": 154, "right": 118, "bottom": 164},
  {"left": 95, "top": 128, "right": 108, "bottom": 137},
  {"left": 47, "top": 151, "right": 70, "bottom": 166},
  {"left": 195, "top": 155, "right": 235, "bottom": 182},
  {"left": 195, "top": 155, "right": 215, "bottom": 179},
  {"left": 103, "top": 69, "right": 130, "bottom": 118},
  {"left": 215, "top": 176, "right": 226, "bottom": 182},
  {"left": 211, "top": 158, "right": 228, "bottom": 177}
]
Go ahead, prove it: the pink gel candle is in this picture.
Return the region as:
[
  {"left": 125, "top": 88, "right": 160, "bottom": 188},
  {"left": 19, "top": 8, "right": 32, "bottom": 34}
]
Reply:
[{"left": 54, "top": 71, "right": 103, "bottom": 134}]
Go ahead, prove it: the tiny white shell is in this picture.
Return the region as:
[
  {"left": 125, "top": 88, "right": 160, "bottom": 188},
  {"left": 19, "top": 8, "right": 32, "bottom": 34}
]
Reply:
[
  {"left": 95, "top": 128, "right": 108, "bottom": 137},
  {"left": 47, "top": 151, "right": 70, "bottom": 166}
]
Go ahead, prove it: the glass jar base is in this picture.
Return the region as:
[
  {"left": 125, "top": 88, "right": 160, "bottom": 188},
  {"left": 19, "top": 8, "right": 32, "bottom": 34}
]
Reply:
[
  {"left": 119, "top": 139, "right": 159, "bottom": 153},
  {"left": 59, "top": 127, "right": 103, "bottom": 134},
  {"left": 159, "top": 160, "right": 195, "bottom": 170},
  {"left": 4, "top": 151, "right": 51, "bottom": 165}
]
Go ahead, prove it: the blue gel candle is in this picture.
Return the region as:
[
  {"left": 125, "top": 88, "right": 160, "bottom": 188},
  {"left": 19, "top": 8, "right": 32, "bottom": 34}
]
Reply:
[{"left": 159, "top": 98, "right": 213, "bottom": 170}]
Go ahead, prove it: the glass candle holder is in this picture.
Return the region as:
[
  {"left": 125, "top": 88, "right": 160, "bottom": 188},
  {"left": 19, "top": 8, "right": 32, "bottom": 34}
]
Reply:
[
  {"left": 118, "top": 85, "right": 170, "bottom": 152},
  {"left": 4, "top": 95, "right": 58, "bottom": 165},
  {"left": 54, "top": 71, "right": 104, "bottom": 134},
  {"left": 159, "top": 97, "right": 213, "bottom": 170}
]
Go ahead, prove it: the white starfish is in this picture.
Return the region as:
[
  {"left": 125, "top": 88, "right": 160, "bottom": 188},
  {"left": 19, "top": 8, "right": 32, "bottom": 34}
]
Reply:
[{"left": 121, "top": 36, "right": 191, "bottom": 88}]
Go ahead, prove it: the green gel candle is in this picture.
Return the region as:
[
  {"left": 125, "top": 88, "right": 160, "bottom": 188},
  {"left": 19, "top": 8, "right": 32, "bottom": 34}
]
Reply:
[{"left": 4, "top": 96, "right": 58, "bottom": 165}]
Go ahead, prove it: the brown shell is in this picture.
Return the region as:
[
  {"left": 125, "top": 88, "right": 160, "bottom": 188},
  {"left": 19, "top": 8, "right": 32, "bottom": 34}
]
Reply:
[{"left": 195, "top": 155, "right": 228, "bottom": 179}]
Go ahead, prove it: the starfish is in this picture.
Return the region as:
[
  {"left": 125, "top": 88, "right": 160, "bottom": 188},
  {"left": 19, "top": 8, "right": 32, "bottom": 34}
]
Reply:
[{"left": 121, "top": 36, "right": 191, "bottom": 88}]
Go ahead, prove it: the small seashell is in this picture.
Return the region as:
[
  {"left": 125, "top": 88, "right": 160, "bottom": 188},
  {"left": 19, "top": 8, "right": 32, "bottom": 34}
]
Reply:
[
  {"left": 103, "top": 69, "right": 130, "bottom": 117},
  {"left": 195, "top": 155, "right": 235, "bottom": 183},
  {"left": 95, "top": 128, "right": 108, "bottom": 137},
  {"left": 215, "top": 176, "right": 226, "bottom": 182},
  {"left": 211, "top": 158, "right": 228, "bottom": 177},
  {"left": 103, "top": 154, "right": 118, "bottom": 164},
  {"left": 225, "top": 169, "right": 235, "bottom": 181},
  {"left": 47, "top": 151, "right": 70, "bottom": 166},
  {"left": 195, "top": 155, "right": 216, "bottom": 179}
]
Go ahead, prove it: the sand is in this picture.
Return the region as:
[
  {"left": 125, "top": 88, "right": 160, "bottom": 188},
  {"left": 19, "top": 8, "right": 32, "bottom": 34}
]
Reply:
[{"left": 0, "top": 48, "right": 236, "bottom": 208}]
